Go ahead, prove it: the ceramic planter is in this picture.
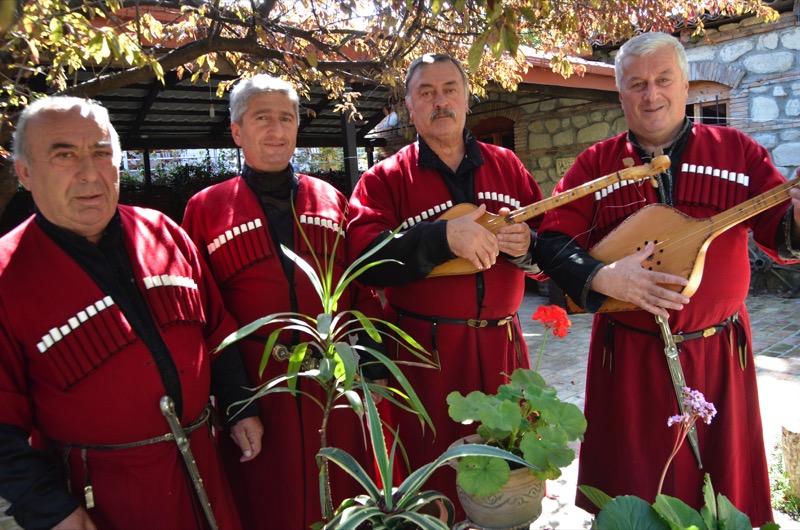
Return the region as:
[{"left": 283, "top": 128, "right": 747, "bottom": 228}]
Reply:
[{"left": 450, "top": 434, "right": 545, "bottom": 530}]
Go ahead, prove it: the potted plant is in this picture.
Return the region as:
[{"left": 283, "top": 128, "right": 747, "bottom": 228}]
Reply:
[
  {"left": 218, "top": 224, "right": 439, "bottom": 521},
  {"left": 445, "top": 305, "right": 587, "bottom": 528},
  {"left": 579, "top": 387, "right": 782, "bottom": 530},
  {"left": 318, "top": 379, "right": 538, "bottom": 529}
]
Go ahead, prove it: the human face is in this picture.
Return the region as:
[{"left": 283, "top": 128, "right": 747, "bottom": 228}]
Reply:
[
  {"left": 618, "top": 47, "right": 689, "bottom": 149},
  {"left": 15, "top": 108, "right": 120, "bottom": 243},
  {"left": 231, "top": 91, "right": 298, "bottom": 173},
  {"left": 406, "top": 60, "right": 469, "bottom": 147}
]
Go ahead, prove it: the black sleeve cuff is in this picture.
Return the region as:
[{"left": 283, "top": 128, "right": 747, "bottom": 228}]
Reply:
[
  {"left": 533, "top": 231, "right": 607, "bottom": 311},
  {"left": 0, "top": 424, "right": 80, "bottom": 530},
  {"left": 210, "top": 345, "right": 260, "bottom": 426}
]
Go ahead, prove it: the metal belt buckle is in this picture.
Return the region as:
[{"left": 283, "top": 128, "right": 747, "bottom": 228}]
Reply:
[
  {"left": 467, "top": 319, "right": 488, "bottom": 328},
  {"left": 702, "top": 327, "right": 716, "bottom": 338}
]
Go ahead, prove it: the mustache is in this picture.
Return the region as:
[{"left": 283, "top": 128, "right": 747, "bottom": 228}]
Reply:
[{"left": 429, "top": 108, "right": 456, "bottom": 120}]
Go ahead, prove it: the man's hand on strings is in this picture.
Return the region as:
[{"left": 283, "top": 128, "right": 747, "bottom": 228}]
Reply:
[
  {"left": 496, "top": 207, "right": 531, "bottom": 258},
  {"left": 591, "top": 242, "right": 689, "bottom": 318}
]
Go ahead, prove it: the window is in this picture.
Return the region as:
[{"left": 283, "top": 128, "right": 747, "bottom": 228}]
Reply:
[
  {"left": 686, "top": 81, "right": 729, "bottom": 127},
  {"left": 471, "top": 117, "right": 516, "bottom": 151}
]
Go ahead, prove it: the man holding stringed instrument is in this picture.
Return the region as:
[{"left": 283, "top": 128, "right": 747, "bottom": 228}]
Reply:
[
  {"left": 534, "top": 32, "right": 800, "bottom": 526},
  {"left": 346, "top": 53, "right": 544, "bottom": 512}
]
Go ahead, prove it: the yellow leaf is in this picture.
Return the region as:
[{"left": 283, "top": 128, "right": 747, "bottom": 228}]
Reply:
[
  {"left": 307, "top": 51, "right": 318, "bottom": 68},
  {"left": 49, "top": 18, "right": 63, "bottom": 43}
]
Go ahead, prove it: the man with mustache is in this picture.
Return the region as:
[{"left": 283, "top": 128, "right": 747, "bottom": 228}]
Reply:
[
  {"left": 534, "top": 32, "right": 800, "bottom": 526},
  {"left": 0, "top": 96, "right": 262, "bottom": 530},
  {"left": 346, "top": 53, "right": 543, "bottom": 513}
]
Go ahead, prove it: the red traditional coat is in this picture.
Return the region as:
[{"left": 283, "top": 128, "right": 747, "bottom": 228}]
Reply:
[
  {"left": 0, "top": 206, "right": 241, "bottom": 530},
  {"left": 537, "top": 124, "right": 794, "bottom": 525},
  {"left": 183, "top": 174, "right": 374, "bottom": 530},
  {"left": 346, "top": 140, "right": 543, "bottom": 510}
]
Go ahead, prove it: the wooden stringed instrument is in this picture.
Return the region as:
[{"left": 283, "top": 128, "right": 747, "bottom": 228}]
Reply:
[
  {"left": 427, "top": 155, "right": 671, "bottom": 278},
  {"left": 565, "top": 173, "right": 800, "bottom": 314}
]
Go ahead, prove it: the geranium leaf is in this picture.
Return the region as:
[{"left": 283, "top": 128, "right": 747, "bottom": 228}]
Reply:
[{"left": 456, "top": 456, "right": 510, "bottom": 497}]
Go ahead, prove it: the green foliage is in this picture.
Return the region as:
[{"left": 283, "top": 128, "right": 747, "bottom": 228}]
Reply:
[
  {"left": 769, "top": 445, "right": 800, "bottom": 521},
  {"left": 118, "top": 150, "right": 237, "bottom": 221},
  {"left": 319, "top": 381, "right": 537, "bottom": 529},
  {"left": 579, "top": 474, "right": 783, "bottom": 530},
  {"left": 447, "top": 367, "right": 587, "bottom": 496},
  {"left": 216, "top": 222, "right": 439, "bottom": 521}
]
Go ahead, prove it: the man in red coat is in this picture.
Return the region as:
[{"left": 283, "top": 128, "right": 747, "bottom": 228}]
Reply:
[
  {"left": 0, "top": 96, "right": 262, "bottom": 529},
  {"left": 183, "top": 75, "right": 386, "bottom": 529},
  {"left": 346, "top": 54, "right": 543, "bottom": 514},
  {"left": 534, "top": 32, "right": 800, "bottom": 526}
]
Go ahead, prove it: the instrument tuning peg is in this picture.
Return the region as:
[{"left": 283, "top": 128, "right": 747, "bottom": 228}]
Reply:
[{"left": 622, "top": 157, "right": 634, "bottom": 168}]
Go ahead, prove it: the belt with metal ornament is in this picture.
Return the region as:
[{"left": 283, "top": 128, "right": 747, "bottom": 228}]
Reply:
[
  {"left": 391, "top": 304, "right": 514, "bottom": 328},
  {"left": 608, "top": 311, "right": 739, "bottom": 345},
  {"left": 58, "top": 406, "right": 211, "bottom": 451}
]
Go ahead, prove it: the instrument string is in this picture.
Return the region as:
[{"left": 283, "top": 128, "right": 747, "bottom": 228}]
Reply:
[
  {"left": 645, "top": 178, "right": 798, "bottom": 261},
  {"left": 491, "top": 161, "right": 670, "bottom": 229}
]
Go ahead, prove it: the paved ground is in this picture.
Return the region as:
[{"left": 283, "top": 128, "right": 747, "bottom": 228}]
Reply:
[
  {"left": 518, "top": 289, "right": 800, "bottom": 530},
  {"left": 2, "top": 291, "right": 798, "bottom": 529}
]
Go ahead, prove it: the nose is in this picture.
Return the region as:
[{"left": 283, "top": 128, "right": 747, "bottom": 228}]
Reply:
[
  {"left": 432, "top": 91, "right": 448, "bottom": 108},
  {"left": 78, "top": 154, "right": 101, "bottom": 182},
  {"left": 642, "top": 83, "right": 659, "bottom": 102},
  {"left": 264, "top": 117, "right": 284, "bottom": 136}
]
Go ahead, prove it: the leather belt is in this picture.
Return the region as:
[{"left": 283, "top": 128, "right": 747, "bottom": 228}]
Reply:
[
  {"left": 59, "top": 406, "right": 211, "bottom": 451},
  {"left": 609, "top": 311, "right": 739, "bottom": 345},
  {"left": 391, "top": 304, "right": 514, "bottom": 328}
]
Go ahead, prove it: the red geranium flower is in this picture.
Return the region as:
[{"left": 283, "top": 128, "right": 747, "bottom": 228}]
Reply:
[{"left": 532, "top": 304, "right": 571, "bottom": 339}]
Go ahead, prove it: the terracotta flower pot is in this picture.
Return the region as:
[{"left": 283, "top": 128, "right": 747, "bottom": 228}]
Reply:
[{"left": 450, "top": 434, "right": 545, "bottom": 530}]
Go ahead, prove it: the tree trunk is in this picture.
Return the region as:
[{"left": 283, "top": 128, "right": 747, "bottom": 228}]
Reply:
[{"left": 783, "top": 423, "right": 800, "bottom": 498}]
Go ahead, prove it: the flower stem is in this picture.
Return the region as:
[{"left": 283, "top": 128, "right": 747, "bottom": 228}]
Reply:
[
  {"left": 535, "top": 335, "right": 547, "bottom": 371},
  {"left": 657, "top": 423, "right": 689, "bottom": 496}
]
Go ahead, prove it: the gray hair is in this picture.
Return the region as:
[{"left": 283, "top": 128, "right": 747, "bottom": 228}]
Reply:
[
  {"left": 229, "top": 74, "right": 300, "bottom": 125},
  {"left": 405, "top": 53, "right": 470, "bottom": 100},
  {"left": 614, "top": 32, "right": 689, "bottom": 88},
  {"left": 13, "top": 96, "right": 121, "bottom": 166}
]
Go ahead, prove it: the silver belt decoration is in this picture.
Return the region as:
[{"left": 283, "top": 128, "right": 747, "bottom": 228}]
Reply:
[
  {"left": 655, "top": 315, "right": 703, "bottom": 468},
  {"left": 160, "top": 396, "right": 219, "bottom": 530}
]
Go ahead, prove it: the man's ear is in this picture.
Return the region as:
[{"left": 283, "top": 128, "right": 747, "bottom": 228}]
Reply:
[
  {"left": 14, "top": 159, "right": 31, "bottom": 191},
  {"left": 230, "top": 122, "right": 242, "bottom": 147}
]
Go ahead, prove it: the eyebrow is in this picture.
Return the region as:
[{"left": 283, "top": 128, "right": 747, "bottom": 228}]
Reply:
[
  {"left": 416, "top": 80, "right": 460, "bottom": 90},
  {"left": 48, "top": 141, "right": 113, "bottom": 151}
]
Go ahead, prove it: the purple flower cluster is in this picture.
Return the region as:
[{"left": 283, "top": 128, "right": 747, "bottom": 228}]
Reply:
[{"left": 667, "top": 386, "right": 717, "bottom": 427}]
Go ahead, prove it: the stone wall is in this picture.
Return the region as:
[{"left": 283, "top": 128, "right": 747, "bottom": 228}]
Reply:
[{"left": 680, "top": 11, "right": 800, "bottom": 176}]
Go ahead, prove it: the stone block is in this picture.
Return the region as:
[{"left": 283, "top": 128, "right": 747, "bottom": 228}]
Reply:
[
  {"left": 571, "top": 115, "right": 588, "bottom": 128},
  {"left": 528, "top": 133, "right": 553, "bottom": 150},
  {"left": 780, "top": 27, "right": 800, "bottom": 50},
  {"left": 577, "top": 122, "right": 610, "bottom": 144},
  {"left": 759, "top": 33, "right": 779, "bottom": 50},
  {"left": 544, "top": 119, "right": 561, "bottom": 133},
  {"left": 751, "top": 97, "right": 780, "bottom": 122},
  {"left": 686, "top": 46, "right": 716, "bottom": 61},
  {"left": 553, "top": 129, "right": 575, "bottom": 147},
  {"left": 787, "top": 99, "right": 800, "bottom": 117},
  {"left": 744, "top": 52, "right": 794, "bottom": 74},
  {"left": 772, "top": 143, "right": 800, "bottom": 166},
  {"left": 720, "top": 40, "right": 755, "bottom": 63}
]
